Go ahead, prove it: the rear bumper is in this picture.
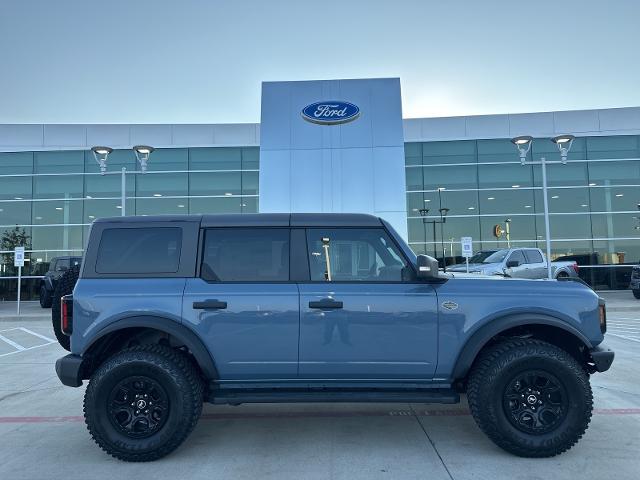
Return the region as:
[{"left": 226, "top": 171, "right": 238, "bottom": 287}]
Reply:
[
  {"left": 589, "top": 344, "right": 615, "bottom": 372},
  {"left": 55, "top": 354, "right": 84, "bottom": 387}
]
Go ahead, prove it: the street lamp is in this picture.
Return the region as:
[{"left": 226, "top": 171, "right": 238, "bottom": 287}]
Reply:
[
  {"left": 418, "top": 195, "right": 450, "bottom": 271},
  {"left": 511, "top": 136, "right": 532, "bottom": 165},
  {"left": 551, "top": 135, "right": 575, "bottom": 164},
  {"left": 133, "top": 145, "right": 154, "bottom": 173},
  {"left": 510, "top": 135, "right": 575, "bottom": 279},
  {"left": 91, "top": 146, "right": 112, "bottom": 175}
]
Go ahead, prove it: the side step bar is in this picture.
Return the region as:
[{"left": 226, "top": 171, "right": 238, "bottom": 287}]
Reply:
[{"left": 208, "top": 388, "right": 460, "bottom": 405}]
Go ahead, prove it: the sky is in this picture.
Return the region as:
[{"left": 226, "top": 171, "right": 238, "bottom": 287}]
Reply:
[{"left": 1, "top": 0, "right": 640, "bottom": 124}]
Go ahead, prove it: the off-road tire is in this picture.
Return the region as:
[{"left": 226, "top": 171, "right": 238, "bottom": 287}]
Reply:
[
  {"left": 633, "top": 289, "right": 640, "bottom": 299},
  {"left": 39, "top": 285, "right": 52, "bottom": 308},
  {"left": 84, "top": 345, "right": 204, "bottom": 462},
  {"left": 50, "top": 265, "right": 80, "bottom": 351},
  {"left": 467, "top": 338, "right": 592, "bottom": 457}
]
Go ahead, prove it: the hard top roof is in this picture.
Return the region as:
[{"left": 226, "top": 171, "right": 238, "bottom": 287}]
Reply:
[{"left": 94, "top": 213, "right": 383, "bottom": 228}]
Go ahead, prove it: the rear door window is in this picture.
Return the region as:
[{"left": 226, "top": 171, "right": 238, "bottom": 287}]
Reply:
[
  {"left": 201, "top": 228, "right": 290, "bottom": 282},
  {"left": 524, "top": 249, "right": 544, "bottom": 264},
  {"left": 96, "top": 227, "right": 182, "bottom": 274}
]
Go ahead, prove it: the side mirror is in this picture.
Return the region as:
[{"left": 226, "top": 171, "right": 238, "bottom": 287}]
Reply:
[
  {"left": 506, "top": 260, "right": 519, "bottom": 268},
  {"left": 416, "top": 254, "right": 440, "bottom": 279}
]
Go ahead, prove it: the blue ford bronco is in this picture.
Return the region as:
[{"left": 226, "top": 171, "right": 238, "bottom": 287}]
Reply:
[{"left": 55, "top": 213, "right": 614, "bottom": 461}]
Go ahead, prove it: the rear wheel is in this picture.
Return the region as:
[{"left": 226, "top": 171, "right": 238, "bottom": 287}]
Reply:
[
  {"left": 51, "top": 265, "right": 80, "bottom": 351},
  {"left": 84, "top": 345, "right": 203, "bottom": 462},
  {"left": 39, "top": 285, "right": 52, "bottom": 308},
  {"left": 467, "top": 338, "right": 592, "bottom": 457},
  {"left": 556, "top": 272, "right": 569, "bottom": 279},
  {"left": 633, "top": 289, "right": 640, "bottom": 299}
]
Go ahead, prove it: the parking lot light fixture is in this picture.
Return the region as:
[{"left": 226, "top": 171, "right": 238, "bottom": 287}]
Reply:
[
  {"left": 91, "top": 146, "right": 113, "bottom": 175},
  {"left": 551, "top": 135, "right": 575, "bottom": 164},
  {"left": 511, "top": 136, "right": 533, "bottom": 164},
  {"left": 511, "top": 135, "right": 575, "bottom": 279},
  {"left": 133, "top": 145, "right": 154, "bottom": 173}
]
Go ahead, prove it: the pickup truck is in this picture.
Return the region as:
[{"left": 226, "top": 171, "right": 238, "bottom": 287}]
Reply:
[
  {"left": 55, "top": 214, "right": 613, "bottom": 462},
  {"left": 447, "top": 248, "right": 579, "bottom": 279}
]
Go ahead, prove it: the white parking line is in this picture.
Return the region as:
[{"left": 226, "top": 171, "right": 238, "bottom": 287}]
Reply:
[
  {"left": 0, "top": 333, "right": 26, "bottom": 351},
  {"left": 18, "top": 327, "right": 55, "bottom": 343},
  {"left": 0, "top": 327, "right": 57, "bottom": 357},
  {"left": 608, "top": 333, "right": 640, "bottom": 343}
]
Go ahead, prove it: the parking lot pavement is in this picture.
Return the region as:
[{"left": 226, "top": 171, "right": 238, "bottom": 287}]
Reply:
[{"left": 0, "top": 313, "right": 638, "bottom": 479}]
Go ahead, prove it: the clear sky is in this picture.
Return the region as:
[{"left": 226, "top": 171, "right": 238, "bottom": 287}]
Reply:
[{"left": 1, "top": 0, "right": 639, "bottom": 124}]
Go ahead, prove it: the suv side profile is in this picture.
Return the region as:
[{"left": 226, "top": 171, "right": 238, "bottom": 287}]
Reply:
[
  {"left": 55, "top": 214, "right": 614, "bottom": 462},
  {"left": 39, "top": 256, "right": 82, "bottom": 308}
]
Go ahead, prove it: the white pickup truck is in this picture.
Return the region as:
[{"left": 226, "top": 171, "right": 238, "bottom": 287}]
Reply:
[{"left": 447, "top": 247, "right": 580, "bottom": 279}]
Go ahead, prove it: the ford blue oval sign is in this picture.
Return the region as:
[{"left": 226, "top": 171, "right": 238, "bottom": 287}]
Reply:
[{"left": 301, "top": 101, "right": 360, "bottom": 125}]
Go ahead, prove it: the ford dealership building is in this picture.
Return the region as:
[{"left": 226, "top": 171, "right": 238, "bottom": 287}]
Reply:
[{"left": 1, "top": 77, "right": 640, "bottom": 297}]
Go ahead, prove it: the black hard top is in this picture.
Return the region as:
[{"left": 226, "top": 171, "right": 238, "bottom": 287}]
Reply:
[{"left": 94, "top": 213, "right": 382, "bottom": 228}]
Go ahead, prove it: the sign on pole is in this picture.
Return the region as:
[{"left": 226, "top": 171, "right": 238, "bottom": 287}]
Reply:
[
  {"left": 460, "top": 237, "right": 473, "bottom": 273},
  {"left": 14, "top": 246, "right": 25, "bottom": 267},
  {"left": 15, "top": 247, "right": 25, "bottom": 315},
  {"left": 460, "top": 237, "right": 473, "bottom": 258}
]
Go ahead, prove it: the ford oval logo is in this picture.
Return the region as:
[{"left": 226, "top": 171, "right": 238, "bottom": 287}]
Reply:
[{"left": 301, "top": 101, "right": 360, "bottom": 125}]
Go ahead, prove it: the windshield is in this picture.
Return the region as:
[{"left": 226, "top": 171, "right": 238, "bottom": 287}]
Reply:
[
  {"left": 482, "top": 249, "right": 510, "bottom": 263},
  {"left": 468, "top": 250, "right": 498, "bottom": 264}
]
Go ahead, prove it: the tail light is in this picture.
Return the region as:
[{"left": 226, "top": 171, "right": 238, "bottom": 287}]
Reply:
[
  {"left": 598, "top": 299, "right": 607, "bottom": 334},
  {"left": 61, "top": 295, "right": 73, "bottom": 336},
  {"left": 572, "top": 263, "right": 579, "bottom": 274}
]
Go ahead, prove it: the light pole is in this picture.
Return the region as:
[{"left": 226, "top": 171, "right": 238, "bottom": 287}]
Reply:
[
  {"left": 511, "top": 135, "right": 575, "bottom": 279},
  {"left": 419, "top": 190, "right": 450, "bottom": 270},
  {"left": 504, "top": 218, "right": 511, "bottom": 247}
]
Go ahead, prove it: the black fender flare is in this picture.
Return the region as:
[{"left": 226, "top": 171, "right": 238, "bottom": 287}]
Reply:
[
  {"left": 43, "top": 276, "right": 54, "bottom": 291},
  {"left": 83, "top": 315, "right": 218, "bottom": 379},
  {"left": 451, "top": 313, "right": 593, "bottom": 380}
]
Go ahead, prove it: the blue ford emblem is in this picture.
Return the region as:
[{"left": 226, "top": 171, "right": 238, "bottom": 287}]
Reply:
[{"left": 301, "top": 101, "right": 360, "bottom": 125}]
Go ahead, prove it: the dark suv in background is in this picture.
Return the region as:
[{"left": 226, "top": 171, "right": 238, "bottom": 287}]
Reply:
[{"left": 39, "top": 256, "right": 82, "bottom": 307}]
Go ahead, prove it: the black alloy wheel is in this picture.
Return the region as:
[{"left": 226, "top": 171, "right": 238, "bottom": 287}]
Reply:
[
  {"left": 107, "top": 376, "right": 170, "bottom": 439},
  {"left": 502, "top": 370, "right": 568, "bottom": 435}
]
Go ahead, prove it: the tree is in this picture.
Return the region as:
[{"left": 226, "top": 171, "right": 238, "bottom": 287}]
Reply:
[{"left": 1, "top": 227, "right": 32, "bottom": 276}]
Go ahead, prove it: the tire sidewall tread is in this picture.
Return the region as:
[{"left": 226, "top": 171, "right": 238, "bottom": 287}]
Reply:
[
  {"left": 467, "top": 338, "right": 593, "bottom": 458},
  {"left": 84, "top": 344, "right": 203, "bottom": 462}
]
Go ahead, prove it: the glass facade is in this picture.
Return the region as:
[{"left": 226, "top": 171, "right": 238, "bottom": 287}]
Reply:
[
  {"left": 1, "top": 134, "right": 638, "bottom": 299},
  {"left": 406, "top": 135, "right": 640, "bottom": 289},
  {"left": 0, "top": 147, "right": 259, "bottom": 300}
]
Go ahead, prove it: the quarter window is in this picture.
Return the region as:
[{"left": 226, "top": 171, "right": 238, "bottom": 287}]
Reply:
[
  {"left": 306, "top": 228, "right": 412, "bottom": 282},
  {"left": 201, "top": 228, "right": 289, "bottom": 282},
  {"left": 96, "top": 227, "right": 182, "bottom": 274}
]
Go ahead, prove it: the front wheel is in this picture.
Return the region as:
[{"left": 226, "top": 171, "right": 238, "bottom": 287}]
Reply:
[
  {"left": 633, "top": 289, "right": 640, "bottom": 299},
  {"left": 84, "top": 345, "right": 203, "bottom": 462},
  {"left": 467, "top": 339, "right": 592, "bottom": 457}
]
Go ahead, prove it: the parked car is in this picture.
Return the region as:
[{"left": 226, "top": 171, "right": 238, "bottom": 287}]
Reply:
[
  {"left": 630, "top": 264, "right": 640, "bottom": 298},
  {"left": 38, "top": 256, "right": 82, "bottom": 307},
  {"left": 55, "top": 214, "right": 613, "bottom": 461},
  {"left": 447, "top": 248, "right": 579, "bottom": 279}
]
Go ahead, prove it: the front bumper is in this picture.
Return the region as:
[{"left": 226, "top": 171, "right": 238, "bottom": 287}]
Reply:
[
  {"left": 55, "top": 354, "right": 84, "bottom": 387},
  {"left": 589, "top": 344, "right": 615, "bottom": 372}
]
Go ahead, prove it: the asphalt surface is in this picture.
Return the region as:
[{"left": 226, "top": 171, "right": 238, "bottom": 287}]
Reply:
[{"left": 0, "top": 294, "right": 638, "bottom": 480}]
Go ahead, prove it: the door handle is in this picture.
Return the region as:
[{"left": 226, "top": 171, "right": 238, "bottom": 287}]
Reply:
[
  {"left": 309, "top": 298, "right": 343, "bottom": 309},
  {"left": 193, "top": 299, "right": 227, "bottom": 310}
]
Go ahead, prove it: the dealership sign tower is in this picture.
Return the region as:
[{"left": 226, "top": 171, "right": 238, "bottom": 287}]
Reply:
[{"left": 259, "top": 78, "right": 408, "bottom": 238}]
